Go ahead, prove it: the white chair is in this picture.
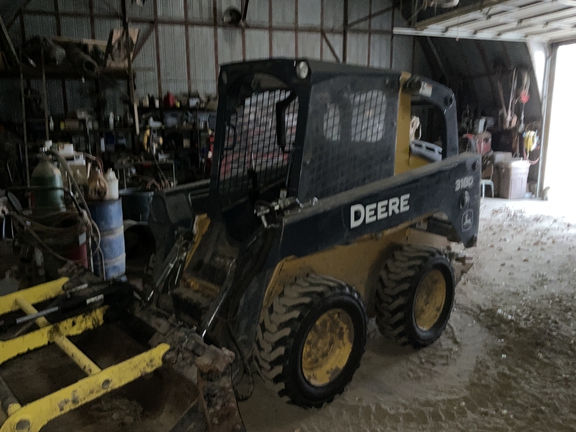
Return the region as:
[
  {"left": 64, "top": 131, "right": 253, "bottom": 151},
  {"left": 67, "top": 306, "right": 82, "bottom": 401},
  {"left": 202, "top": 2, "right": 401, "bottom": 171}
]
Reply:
[
  {"left": 481, "top": 179, "right": 494, "bottom": 198},
  {"left": 480, "top": 161, "right": 495, "bottom": 198}
]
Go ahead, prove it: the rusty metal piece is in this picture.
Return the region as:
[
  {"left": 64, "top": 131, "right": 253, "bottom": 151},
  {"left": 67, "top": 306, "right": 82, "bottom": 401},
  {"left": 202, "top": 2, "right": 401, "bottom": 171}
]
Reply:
[
  {"left": 182, "top": 275, "right": 220, "bottom": 299},
  {"left": 195, "top": 346, "right": 235, "bottom": 376},
  {"left": 136, "top": 308, "right": 245, "bottom": 431},
  {"left": 132, "top": 306, "right": 174, "bottom": 335},
  {"left": 196, "top": 348, "right": 244, "bottom": 432},
  {"left": 163, "top": 350, "right": 178, "bottom": 365},
  {"left": 455, "top": 253, "right": 474, "bottom": 266},
  {"left": 453, "top": 252, "right": 474, "bottom": 284},
  {"left": 65, "top": 44, "right": 100, "bottom": 76},
  {"left": 59, "top": 262, "right": 101, "bottom": 290}
]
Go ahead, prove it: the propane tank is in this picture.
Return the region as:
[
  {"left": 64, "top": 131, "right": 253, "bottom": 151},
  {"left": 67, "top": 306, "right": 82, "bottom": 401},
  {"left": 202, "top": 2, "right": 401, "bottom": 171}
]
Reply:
[{"left": 31, "top": 157, "right": 65, "bottom": 212}]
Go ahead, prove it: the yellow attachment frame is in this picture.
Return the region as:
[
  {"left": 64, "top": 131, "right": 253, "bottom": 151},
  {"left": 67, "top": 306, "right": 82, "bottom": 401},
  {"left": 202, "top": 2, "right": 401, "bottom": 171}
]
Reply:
[
  {"left": 0, "top": 278, "right": 69, "bottom": 315},
  {"left": 0, "top": 308, "right": 107, "bottom": 366},
  {"left": 0, "top": 279, "right": 170, "bottom": 432},
  {"left": 0, "top": 345, "right": 169, "bottom": 432}
]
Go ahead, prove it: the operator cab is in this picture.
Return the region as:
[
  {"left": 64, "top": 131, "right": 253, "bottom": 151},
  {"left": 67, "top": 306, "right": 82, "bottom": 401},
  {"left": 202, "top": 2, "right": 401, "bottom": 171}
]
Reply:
[{"left": 210, "top": 59, "right": 429, "bottom": 241}]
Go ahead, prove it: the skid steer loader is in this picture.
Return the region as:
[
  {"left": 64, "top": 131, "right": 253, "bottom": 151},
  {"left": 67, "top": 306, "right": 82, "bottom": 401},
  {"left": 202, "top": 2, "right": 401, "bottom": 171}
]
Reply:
[{"left": 0, "top": 59, "right": 480, "bottom": 431}]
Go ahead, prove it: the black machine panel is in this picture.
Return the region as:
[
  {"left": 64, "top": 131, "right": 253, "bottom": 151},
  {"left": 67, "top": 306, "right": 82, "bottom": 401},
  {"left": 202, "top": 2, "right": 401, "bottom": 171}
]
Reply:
[{"left": 279, "top": 153, "right": 481, "bottom": 259}]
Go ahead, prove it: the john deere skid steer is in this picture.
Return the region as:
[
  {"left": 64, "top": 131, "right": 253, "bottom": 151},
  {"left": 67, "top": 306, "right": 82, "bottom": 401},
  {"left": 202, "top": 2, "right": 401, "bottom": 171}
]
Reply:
[{"left": 0, "top": 59, "right": 480, "bottom": 431}]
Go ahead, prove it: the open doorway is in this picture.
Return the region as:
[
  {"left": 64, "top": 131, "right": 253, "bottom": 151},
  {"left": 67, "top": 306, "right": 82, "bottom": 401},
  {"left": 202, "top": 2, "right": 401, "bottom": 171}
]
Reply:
[{"left": 546, "top": 43, "right": 576, "bottom": 201}]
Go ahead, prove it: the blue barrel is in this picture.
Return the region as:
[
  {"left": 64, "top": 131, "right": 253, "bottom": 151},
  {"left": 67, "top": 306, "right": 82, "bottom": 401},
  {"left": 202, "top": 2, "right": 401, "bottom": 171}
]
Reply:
[
  {"left": 119, "top": 187, "right": 154, "bottom": 222},
  {"left": 88, "top": 199, "right": 125, "bottom": 280}
]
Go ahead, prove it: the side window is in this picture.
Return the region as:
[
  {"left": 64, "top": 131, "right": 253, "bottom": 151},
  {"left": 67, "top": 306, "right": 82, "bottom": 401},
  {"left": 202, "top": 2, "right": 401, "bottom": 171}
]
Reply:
[
  {"left": 323, "top": 103, "right": 341, "bottom": 141},
  {"left": 350, "top": 90, "right": 386, "bottom": 142}
]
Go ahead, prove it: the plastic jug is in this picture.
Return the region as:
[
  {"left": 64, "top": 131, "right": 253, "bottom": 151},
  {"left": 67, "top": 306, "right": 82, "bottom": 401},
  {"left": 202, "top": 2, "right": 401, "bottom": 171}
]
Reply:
[
  {"left": 104, "top": 169, "right": 119, "bottom": 200},
  {"left": 73, "top": 169, "right": 87, "bottom": 185},
  {"left": 87, "top": 167, "right": 108, "bottom": 201}
]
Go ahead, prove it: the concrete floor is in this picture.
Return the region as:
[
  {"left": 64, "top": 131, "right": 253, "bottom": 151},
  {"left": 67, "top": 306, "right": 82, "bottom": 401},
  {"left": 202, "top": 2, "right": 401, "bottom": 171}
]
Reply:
[{"left": 3, "top": 197, "right": 576, "bottom": 431}]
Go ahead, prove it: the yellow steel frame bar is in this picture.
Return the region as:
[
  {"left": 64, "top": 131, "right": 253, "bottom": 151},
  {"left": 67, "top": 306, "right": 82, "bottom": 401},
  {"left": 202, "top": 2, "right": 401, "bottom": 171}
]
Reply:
[
  {"left": 0, "top": 278, "right": 68, "bottom": 315},
  {"left": 14, "top": 297, "right": 101, "bottom": 375},
  {"left": 0, "top": 344, "right": 170, "bottom": 432},
  {"left": 0, "top": 281, "right": 172, "bottom": 432},
  {"left": 0, "top": 307, "right": 107, "bottom": 365}
]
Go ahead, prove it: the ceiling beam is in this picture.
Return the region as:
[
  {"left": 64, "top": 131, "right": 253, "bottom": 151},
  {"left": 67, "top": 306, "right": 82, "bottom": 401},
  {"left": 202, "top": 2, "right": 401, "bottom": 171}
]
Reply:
[
  {"left": 426, "top": 2, "right": 568, "bottom": 30},
  {"left": 460, "top": 10, "right": 576, "bottom": 35},
  {"left": 321, "top": 30, "right": 341, "bottom": 63},
  {"left": 415, "top": 0, "right": 509, "bottom": 30},
  {"left": 394, "top": 26, "right": 530, "bottom": 42},
  {"left": 416, "top": 0, "right": 576, "bottom": 32},
  {"left": 346, "top": 5, "right": 395, "bottom": 29}
]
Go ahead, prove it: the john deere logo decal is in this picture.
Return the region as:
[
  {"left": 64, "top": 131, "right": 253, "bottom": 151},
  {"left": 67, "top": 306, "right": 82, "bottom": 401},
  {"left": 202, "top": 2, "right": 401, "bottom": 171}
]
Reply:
[
  {"left": 462, "top": 209, "right": 473, "bottom": 232},
  {"left": 350, "top": 194, "right": 411, "bottom": 229}
]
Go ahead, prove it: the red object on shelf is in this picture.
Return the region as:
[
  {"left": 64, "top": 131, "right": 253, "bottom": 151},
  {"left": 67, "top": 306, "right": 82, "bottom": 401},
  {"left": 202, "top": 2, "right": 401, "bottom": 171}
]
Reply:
[
  {"left": 164, "top": 92, "right": 176, "bottom": 108},
  {"left": 66, "top": 241, "right": 89, "bottom": 268},
  {"left": 205, "top": 136, "right": 214, "bottom": 177},
  {"left": 475, "top": 131, "right": 492, "bottom": 155}
]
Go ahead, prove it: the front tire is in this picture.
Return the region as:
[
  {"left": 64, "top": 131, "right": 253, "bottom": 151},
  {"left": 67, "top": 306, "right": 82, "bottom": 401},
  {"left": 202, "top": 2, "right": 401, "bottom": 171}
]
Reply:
[
  {"left": 375, "top": 245, "right": 455, "bottom": 348},
  {"left": 254, "top": 274, "right": 367, "bottom": 407}
]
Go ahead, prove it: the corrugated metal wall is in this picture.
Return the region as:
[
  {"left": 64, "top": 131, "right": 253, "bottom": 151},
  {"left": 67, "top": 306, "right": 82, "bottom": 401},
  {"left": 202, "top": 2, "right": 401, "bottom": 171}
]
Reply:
[{"left": 1, "top": 0, "right": 430, "bottom": 119}]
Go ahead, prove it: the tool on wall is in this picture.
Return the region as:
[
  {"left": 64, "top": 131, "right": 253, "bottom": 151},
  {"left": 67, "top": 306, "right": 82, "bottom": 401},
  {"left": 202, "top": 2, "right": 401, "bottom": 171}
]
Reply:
[
  {"left": 497, "top": 68, "right": 531, "bottom": 132},
  {"left": 223, "top": 0, "right": 250, "bottom": 26},
  {"left": 518, "top": 72, "right": 530, "bottom": 133},
  {"left": 522, "top": 128, "right": 540, "bottom": 165},
  {"left": 223, "top": 7, "right": 243, "bottom": 26}
]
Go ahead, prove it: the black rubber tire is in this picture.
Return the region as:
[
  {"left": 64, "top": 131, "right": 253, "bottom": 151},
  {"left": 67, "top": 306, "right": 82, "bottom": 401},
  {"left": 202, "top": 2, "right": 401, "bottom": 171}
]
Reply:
[
  {"left": 254, "top": 274, "right": 367, "bottom": 408},
  {"left": 375, "top": 245, "right": 455, "bottom": 349}
]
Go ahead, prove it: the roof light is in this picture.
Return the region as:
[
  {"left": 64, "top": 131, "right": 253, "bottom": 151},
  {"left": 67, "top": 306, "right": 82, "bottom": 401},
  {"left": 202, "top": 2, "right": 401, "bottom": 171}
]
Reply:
[{"left": 296, "top": 61, "right": 309, "bottom": 79}]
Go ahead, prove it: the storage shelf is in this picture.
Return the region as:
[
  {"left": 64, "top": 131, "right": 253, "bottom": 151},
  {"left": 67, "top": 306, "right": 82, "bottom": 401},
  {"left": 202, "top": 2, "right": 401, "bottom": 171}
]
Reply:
[
  {"left": 0, "top": 65, "right": 132, "bottom": 80},
  {"left": 48, "top": 128, "right": 135, "bottom": 135},
  {"left": 90, "top": 128, "right": 134, "bottom": 133},
  {"left": 138, "top": 105, "right": 214, "bottom": 113},
  {"left": 162, "top": 127, "right": 197, "bottom": 132}
]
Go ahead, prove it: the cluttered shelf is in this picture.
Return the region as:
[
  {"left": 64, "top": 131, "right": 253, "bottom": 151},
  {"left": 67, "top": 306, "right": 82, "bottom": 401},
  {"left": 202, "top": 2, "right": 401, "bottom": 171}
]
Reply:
[
  {"left": 45, "top": 128, "right": 134, "bottom": 134},
  {"left": 137, "top": 105, "right": 214, "bottom": 114},
  {"left": 44, "top": 126, "right": 210, "bottom": 138},
  {"left": 0, "top": 64, "right": 133, "bottom": 80}
]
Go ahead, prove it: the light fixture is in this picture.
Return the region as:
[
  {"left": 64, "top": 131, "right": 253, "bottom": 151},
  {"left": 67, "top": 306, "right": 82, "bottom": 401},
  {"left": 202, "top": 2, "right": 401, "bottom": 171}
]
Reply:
[{"left": 296, "top": 61, "right": 309, "bottom": 79}]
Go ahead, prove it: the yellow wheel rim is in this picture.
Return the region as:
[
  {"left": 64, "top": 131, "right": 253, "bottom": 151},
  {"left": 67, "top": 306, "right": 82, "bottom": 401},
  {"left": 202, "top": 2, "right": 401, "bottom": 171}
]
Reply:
[
  {"left": 414, "top": 269, "right": 447, "bottom": 331},
  {"left": 301, "top": 309, "right": 354, "bottom": 386}
]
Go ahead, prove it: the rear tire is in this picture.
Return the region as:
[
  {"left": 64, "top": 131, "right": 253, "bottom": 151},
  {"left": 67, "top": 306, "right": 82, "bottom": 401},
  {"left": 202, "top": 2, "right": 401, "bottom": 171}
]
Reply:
[
  {"left": 375, "top": 245, "right": 455, "bottom": 349},
  {"left": 254, "top": 274, "right": 367, "bottom": 407}
]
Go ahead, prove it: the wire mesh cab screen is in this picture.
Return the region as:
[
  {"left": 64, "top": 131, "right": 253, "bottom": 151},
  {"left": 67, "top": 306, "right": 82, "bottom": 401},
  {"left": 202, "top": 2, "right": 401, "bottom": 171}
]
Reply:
[
  {"left": 298, "top": 76, "right": 399, "bottom": 202},
  {"left": 218, "top": 85, "right": 298, "bottom": 208}
]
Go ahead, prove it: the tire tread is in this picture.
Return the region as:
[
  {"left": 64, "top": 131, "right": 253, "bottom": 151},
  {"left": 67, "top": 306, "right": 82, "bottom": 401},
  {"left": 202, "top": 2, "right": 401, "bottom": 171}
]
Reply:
[
  {"left": 375, "top": 245, "right": 452, "bottom": 348},
  {"left": 254, "top": 274, "right": 366, "bottom": 407}
]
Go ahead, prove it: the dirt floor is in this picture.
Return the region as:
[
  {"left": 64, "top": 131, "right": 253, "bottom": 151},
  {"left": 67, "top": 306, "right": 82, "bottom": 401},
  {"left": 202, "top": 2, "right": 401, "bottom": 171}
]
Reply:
[
  {"left": 3, "top": 198, "right": 576, "bottom": 431},
  {"left": 239, "top": 198, "right": 576, "bottom": 431}
]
